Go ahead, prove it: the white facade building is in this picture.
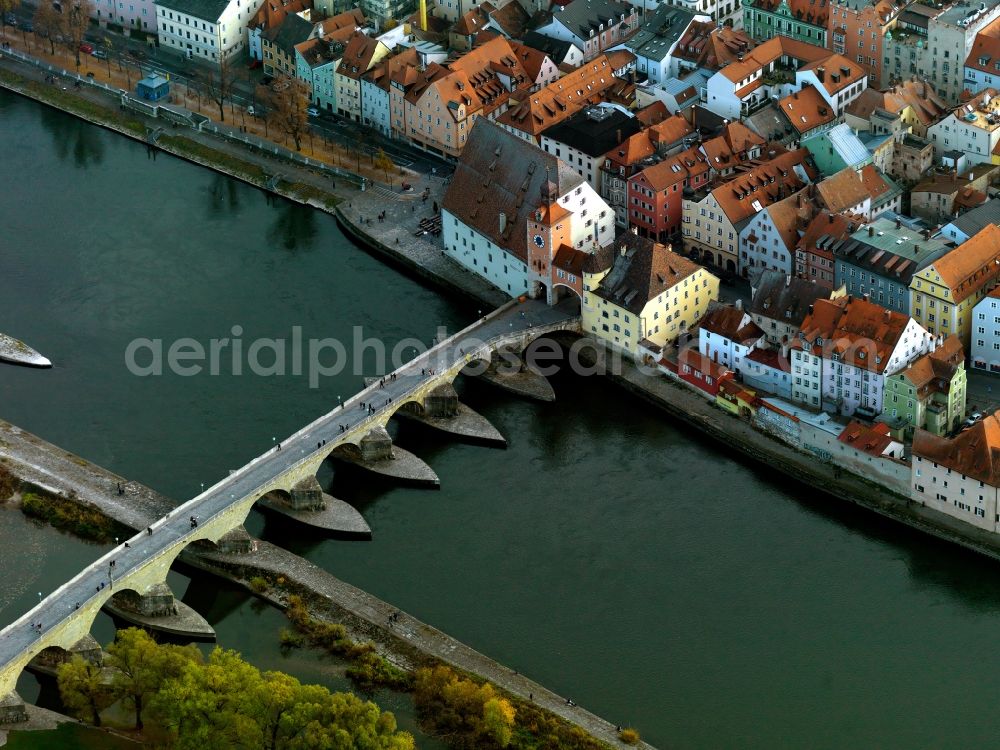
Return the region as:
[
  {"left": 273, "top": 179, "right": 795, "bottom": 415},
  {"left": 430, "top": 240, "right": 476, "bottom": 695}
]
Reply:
[
  {"left": 792, "top": 297, "right": 935, "bottom": 415},
  {"left": 95, "top": 0, "right": 157, "bottom": 32},
  {"left": 698, "top": 304, "right": 764, "bottom": 375},
  {"left": 970, "top": 290, "right": 1000, "bottom": 373},
  {"left": 911, "top": 414, "right": 1000, "bottom": 533},
  {"left": 155, "top": 0, "right": 264, "bottom": 61},
  {"left": 441, "top": 120, "right": 615, "bottom": 298},
  {"left": 927, "top": 88, "right": 1000, "bottom": 166}
]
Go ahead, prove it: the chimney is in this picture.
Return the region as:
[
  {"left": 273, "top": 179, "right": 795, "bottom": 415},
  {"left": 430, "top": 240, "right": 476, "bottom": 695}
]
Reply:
[
  {"left": 816, "top": 66, "right": 825, "bottom": 83},
  {"left": 499, "top": 212, "right": 507, "bottom": 234},
  {"left": 869, "top": 226, "right": 874, "bottom": 237},
  {"left": 895, "top": 218, "right": 901, "bottom": 230}
]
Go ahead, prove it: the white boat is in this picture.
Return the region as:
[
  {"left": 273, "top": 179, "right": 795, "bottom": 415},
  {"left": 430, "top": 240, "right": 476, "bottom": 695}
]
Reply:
[{"left": 0, "top": 333, "right": 51, "bottom": 368}]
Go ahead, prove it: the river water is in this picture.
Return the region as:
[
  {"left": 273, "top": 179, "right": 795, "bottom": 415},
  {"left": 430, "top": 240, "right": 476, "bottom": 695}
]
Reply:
[{"left": 4, "top": 89, "right": 1000, "bottom": 749}]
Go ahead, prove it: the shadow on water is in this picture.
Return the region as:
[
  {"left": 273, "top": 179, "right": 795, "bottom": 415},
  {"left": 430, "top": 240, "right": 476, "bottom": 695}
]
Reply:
[
  {"left": 38, "top": 106, "right": 104, "bottom": 169},
  {"left": 266, "top": 202, "right": 318, "bottom": 253},
  {"left": 205, "top": 172, "right": 242, "bottom": 218}
]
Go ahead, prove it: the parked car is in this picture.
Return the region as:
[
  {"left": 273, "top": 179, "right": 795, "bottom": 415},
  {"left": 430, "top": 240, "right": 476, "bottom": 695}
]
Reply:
[
  {"left": 246, "top": 105, "right": 256, "bottom": 116},
  {"left": 307, "top": 106, "right": 320, "bottom": 117},
  {"left": 79, "top": 42, "right": 94, "bottom": 54},
  {"left": 3, "top": 12, "right": 16, "bottom": 25},
  {"left": 92, "top": 48, "right": 107, "bottom": 59}
]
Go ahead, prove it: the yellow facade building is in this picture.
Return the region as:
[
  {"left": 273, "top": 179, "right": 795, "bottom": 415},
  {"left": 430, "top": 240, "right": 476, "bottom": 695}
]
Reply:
[
  {"left": 909, "top": 224, "right": 1000, "bottom": 350},
  {"left": 583, "top": 233, "right": 720, "bottom": 355}
]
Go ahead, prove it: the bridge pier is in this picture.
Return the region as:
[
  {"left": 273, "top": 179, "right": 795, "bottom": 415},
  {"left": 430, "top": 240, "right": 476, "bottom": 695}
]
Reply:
[
  {"left": 466, "top": 349, "right": 555, "bottom": 402},
  {"left": 258, "top": 478, "right": 371, "bottom": 538},
  {"left": 335, "top": 427, "right": 439, "bottom": 487},
  {"left": 104, "top": 583, "right": 216, "bottom": 640},
  {"left": 395, "top": 385, "right": 506, "bottom": 446},
  {"left": 0, "top": 692, "right": 27, "bottom": 724},
  {"left": 214, "top": 526, "right": 257, "bottom": 554}
]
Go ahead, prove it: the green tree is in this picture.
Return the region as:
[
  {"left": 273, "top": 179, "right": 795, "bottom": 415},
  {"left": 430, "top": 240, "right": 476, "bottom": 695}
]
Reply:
[
  {"left": 57, "top": 657, "right": 113, "bottom": 727},
  {"left": 414, "top": 666, "right": 516, "bottom": 750},
  {"left": 153, "top": 647, "right": 414, "bottom": 750},
  {"left": 107, "top": 627, "right": 200, "bottom": 730},
  {"left": 482, "top": 697, "right": 516, "bottom": 747}
]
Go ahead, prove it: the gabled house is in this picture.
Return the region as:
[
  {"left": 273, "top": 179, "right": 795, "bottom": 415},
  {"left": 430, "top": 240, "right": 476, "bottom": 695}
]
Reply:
[
  {"left": 295, "top": 37, "right": 346, "bottom": 112},
  {"left": 682, "top": 148, "right": 815, "bottom": 273},
  {"left": 815, "top": 164, "right": 899, "bottom": 219},
  {"left": 778, "top": 84, "right": 836, "bottom": 141},
  {"left": 790, "top": 295, "right": 934, "bottom": 416},
  {"left": 627, "top": 146, "right": 709, "bottom": 242},
  {"left": 911, "top": 412, "right": 1000, "bottom": 532},
  {"left": 748, "top": 268, "right": 843, "bottom": 348},
  {"left": 704, "top": 34, "right": 830, "bottom": 120},
  {"left": 909, "top": 223, "right": 1000, "bottom": 349},
  {"left": 927, "top": 88, "right": 1000, "bottom": 167},
  {"left": 520, "top": 30, "right": 585, "bottom": 68},
  {"left": 698, "top": 121, "right": 766, "bottom": 181},
  {"left": 583, "top": 233, "right": 720, "bottom": 354},
  {"left": 599, "top": 114, "right": 696, "bottom": 227},
  {"left": 884, "top": 334, "right": 966, "bottom": 438},
  {"left": 155, "top": 0, "right": 263, "bottom": 62},
  {"left": 335, "top": 34, "right": 392, "bottom": 121},
  {"left": 698, "top": 302, "right": 765, "bottom": 375},
  {"left": 833, "top": 217, "right": 952, "bottom": 316},
  {"left": 495, "top": 54, "right": 624, "bottom": 143},
  {"left": 743, "top": 0, "right": 829, "bottom": 47},
  {"left": 616, "top": 4, "right": 705, "bottom": 84},
  {"left": 540, "top": 106, "right": 642, "bottom": 191},
  {"left": 739, "top": 185, "right": 818, "bottom": 277},
  {"left": 360, "top": 46, "right": 419, "bottom": 135},
  {"left": 844, "top": 78, "right": 947, "bottom": 139},
  {"left": 794, "top": 209, "right": 861, "bottom": 288},
  {"left": 441, "top": 119, "right": 616, "bottom": 298},
  {"left": 529, "top": 0, "right": 640, "bottom": 62}
]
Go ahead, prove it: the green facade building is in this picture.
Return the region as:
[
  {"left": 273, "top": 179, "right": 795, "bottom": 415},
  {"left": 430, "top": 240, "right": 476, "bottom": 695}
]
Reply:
[
  {"left": 883, "top": 335, "right": 966, "bottom": 439},
  {"left": 742, "top": 0, "right": 828, "bottom": 47}
]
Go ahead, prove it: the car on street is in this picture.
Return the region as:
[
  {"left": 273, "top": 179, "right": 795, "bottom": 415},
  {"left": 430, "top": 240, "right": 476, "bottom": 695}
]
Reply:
[
  {"left": 3, "top": 12, "right": 15, "bottom": 25},
  {"left": 307, "top": 106, "right": 320, "bottom": 117},
  {"left": 246, "top": 105, "right": 257, "bottom": 116},
  {"left": 92, "top": 48, "right": 107, "bottom": 59},
  {"left": 79, "top": 42, "right": 94, "bottom": 54}
]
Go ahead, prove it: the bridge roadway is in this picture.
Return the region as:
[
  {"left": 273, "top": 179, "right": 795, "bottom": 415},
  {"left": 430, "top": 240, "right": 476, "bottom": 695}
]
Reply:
[{"left": 0, "top": 299, "right": 578, "bottom": 697}]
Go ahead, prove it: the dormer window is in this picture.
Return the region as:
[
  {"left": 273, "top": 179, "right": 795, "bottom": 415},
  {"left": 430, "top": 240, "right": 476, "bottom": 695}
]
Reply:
[{"left": 858, "top": 351, "right": 866, "bottom": 360}]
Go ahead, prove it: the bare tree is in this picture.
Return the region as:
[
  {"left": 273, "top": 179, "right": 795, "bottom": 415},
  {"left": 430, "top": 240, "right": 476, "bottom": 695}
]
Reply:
[
  {"left": 64, "top": 0, "right": 93, "bottom": 69},
  {"left": 0, "top": 0, "right": 20, "bottom": 38},
  {"left": 204, "top": 54, "right": 234, "bottom": 122},
  {"left": 267, "top": 75, "right": 309, "bottom": 151},
  {"left": 33, "top": 1, "right": 64, "bottom": 55}
]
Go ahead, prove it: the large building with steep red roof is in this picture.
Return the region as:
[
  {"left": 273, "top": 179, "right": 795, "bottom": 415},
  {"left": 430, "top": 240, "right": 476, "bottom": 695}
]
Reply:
[
  {"left": 911, "top": 410, "right": 1000, "bottom": 531},
  {"left": 790, "top": 295, "right": 934, "bottom": 415},
  {"left": 682, "top": 148, "right": 817, "bottom": 273}
]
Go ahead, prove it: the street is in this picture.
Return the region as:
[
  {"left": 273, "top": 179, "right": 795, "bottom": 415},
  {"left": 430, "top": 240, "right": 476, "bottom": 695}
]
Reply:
[{"left": 4, "top": 2, "right": 454, "bottom": 177}]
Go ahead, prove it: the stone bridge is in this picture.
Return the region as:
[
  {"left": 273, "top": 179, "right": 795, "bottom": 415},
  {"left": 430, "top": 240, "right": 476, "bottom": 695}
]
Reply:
[{"left": 0, "top": 300, "right": 579, "bottom": 709}]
